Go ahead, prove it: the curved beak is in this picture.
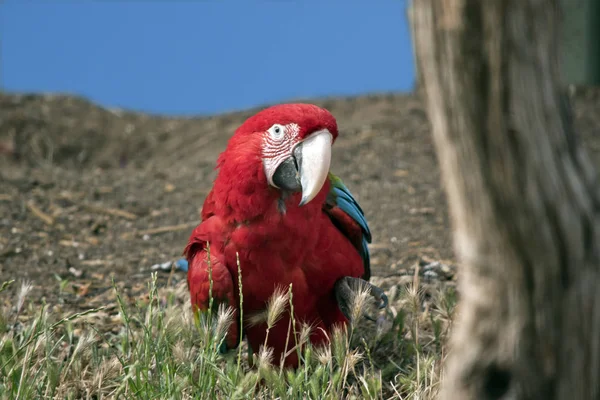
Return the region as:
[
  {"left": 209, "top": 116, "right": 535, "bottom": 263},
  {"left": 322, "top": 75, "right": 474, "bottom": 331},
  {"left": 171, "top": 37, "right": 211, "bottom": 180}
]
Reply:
[
  {"left": 271, "top": 129, "right": 333, "bottom": 206},
  {"left": 297, "top": 129, "right": 333, "bottom": 206}
]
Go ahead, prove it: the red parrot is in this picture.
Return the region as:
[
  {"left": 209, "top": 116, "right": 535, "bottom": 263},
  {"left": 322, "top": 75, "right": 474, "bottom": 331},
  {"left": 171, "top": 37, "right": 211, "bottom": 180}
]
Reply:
[{"left": 184, "top": 103, "right": 387, "bottom": 368}]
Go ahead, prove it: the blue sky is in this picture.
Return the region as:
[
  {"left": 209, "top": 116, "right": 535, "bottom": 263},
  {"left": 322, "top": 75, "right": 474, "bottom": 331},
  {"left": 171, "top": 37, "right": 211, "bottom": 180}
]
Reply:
[{"left": 1, "top": 1, "right": 415, "bottom": 116}]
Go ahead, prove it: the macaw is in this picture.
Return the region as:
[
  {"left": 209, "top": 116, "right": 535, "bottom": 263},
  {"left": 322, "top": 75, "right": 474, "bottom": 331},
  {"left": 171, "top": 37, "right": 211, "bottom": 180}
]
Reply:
[{"left": 184, "top": 103, "right": 387, "bottom": 368}]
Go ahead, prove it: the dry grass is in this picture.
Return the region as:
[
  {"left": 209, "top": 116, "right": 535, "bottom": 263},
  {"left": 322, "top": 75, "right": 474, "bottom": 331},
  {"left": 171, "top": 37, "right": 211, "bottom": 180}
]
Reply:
[{"left": 0, "top": 263, "right": 456, "bottom": 400}]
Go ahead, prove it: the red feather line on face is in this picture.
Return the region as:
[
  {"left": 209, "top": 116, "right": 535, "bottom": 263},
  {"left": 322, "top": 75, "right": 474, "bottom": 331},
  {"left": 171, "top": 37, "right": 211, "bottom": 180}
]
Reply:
[
  {"left": 262, "top": 123, "right": 300, "bottom": 182},
  {"left": 262, "top": 123, "right": 299, "bottom": 153}
]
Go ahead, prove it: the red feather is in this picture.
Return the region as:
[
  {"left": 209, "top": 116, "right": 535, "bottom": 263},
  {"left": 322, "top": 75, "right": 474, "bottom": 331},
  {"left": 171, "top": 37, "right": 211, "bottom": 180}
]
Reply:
[{"left": 184, "top": 104, "right": 364, "bottom": 368}]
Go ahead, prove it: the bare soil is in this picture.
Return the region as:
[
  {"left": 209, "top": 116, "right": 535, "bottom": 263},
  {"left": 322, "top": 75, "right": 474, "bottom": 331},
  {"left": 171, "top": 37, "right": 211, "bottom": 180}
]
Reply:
[{"left": 1, "top": 87, "right": 599, "bottom": 325}]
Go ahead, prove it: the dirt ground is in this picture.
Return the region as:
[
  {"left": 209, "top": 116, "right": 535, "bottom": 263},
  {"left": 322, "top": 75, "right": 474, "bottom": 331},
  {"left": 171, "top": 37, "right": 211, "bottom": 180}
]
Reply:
[{"left": 1, "top": 87, "right": 599, "bottom": 324}]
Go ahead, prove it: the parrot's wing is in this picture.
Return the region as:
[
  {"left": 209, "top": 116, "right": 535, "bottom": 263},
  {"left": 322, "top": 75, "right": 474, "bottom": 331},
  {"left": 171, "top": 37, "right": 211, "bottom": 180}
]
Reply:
[
  {"left": 172, "top": 189, "right": 218, "bottom": 273},
  {"left": 324, "top": 173, "right": 372, "bottom": 280},
  {"left": 184, "top": 220, "right": 241, "bottom": 353}
]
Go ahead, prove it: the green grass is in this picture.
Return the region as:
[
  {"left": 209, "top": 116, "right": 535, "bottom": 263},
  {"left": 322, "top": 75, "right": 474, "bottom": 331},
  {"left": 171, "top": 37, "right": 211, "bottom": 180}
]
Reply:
[{"left": 0, "top": 269, "right": 455, "bottom": 399}]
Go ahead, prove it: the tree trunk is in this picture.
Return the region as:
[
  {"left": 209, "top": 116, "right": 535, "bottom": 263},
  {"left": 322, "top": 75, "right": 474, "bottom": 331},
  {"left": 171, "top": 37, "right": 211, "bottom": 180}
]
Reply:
[
  {"left": 406, "top": 0, "right": 423, "bottom": 94},
  {"left": 412, "top": 1, "right": 600, "bottom": 399}
]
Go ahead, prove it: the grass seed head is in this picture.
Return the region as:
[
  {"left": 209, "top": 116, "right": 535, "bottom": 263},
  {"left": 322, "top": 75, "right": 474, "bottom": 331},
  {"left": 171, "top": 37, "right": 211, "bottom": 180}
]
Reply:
[
  {"left": 331, "top": 324, "right": 348, "bottom": 364},
  {"left": 172, "top": 340, "right": 189, "bottom": 364},
  {"left": 215, "top": 303, "right": 235, "bottom": 340},
  {"left": 16, "top": 281, "right": 33, "bottom": 315},
  {"left": 316, "top": 346, "right": 333, "bottom": 366},
  {"left": 350, "top": 281, "right": 372, "bottom": 323},
  {"left": 91, "top": 357, "right": 122, "bottom": 391},
  {"left": 346, "top": 349, "right": 363, "bottom": 374},
  {"left": 257, "top": 345, "right": 274, "bottom": 370},
  {"left": 266, "top": 286, "right": 288, "bottom": 328},
  {"left": 247, "top": 310, "right": 268, "bottom": 328},
  {"left": 299, "top": 322, "right": 313, "bottom": 346},
  {"left": 75, "top": 330, "right": 96, "bottom": 356}
]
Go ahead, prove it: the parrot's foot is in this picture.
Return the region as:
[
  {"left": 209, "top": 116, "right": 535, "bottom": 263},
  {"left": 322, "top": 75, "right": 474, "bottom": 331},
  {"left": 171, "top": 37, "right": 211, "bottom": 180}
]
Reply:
[{"left": 334, "top": 276, "right": 388, "bottom": 322}]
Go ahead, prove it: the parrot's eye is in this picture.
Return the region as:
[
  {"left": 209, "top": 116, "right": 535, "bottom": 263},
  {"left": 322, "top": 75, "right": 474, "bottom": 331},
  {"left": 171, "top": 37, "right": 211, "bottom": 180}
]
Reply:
[{"left": 269, "top": 124, "right": 285, "bottom": 140}]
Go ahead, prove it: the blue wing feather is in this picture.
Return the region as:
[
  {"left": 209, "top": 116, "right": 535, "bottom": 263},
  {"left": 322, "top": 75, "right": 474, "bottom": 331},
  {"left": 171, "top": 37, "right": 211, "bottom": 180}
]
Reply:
[
  {"left": 326, "top": 174, "right": 372, "bottom": 280},
  {"left": 331, "top": 184, "right": 372, "bottom": 242}
]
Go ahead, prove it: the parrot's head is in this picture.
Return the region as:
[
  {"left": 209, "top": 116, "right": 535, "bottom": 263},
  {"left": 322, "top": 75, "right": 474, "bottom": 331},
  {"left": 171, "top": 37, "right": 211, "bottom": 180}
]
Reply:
[
  {"left": 258, "top": 103, "right": 338, "bottom": 206},
  {"left": 217, "top": 103, "right": 338, "bottom": 210}
]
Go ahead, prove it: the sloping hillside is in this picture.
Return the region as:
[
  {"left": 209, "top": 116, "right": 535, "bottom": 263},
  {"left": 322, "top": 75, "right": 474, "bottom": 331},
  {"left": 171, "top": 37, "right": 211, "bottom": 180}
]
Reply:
[{"left": 1, "top": 87, "right": 599, "bottom": 313}]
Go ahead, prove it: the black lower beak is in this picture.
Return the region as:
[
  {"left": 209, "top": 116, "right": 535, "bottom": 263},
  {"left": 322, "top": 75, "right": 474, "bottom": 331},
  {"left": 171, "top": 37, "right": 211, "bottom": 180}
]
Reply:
[{"left": 272, "top": 145, "right": 303, "bottom": 192}]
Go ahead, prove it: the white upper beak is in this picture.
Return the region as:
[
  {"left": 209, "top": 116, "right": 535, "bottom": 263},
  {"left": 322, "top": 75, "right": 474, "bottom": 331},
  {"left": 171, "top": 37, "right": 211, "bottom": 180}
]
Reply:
[{"left": 297, "top": 129, "right": 333, "bottom": 206}]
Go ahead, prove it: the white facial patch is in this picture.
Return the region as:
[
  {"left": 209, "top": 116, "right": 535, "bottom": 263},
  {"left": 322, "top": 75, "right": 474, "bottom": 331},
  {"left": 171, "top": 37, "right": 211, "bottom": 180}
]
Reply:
[{"left": 262, "top": 123, "right": 300, "bottom": 187}]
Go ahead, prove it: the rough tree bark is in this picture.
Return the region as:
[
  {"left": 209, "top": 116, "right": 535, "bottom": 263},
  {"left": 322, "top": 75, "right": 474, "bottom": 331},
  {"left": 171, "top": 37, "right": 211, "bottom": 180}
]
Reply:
[{"left": 412, "top": 1, "right": 600, "bottom": 399}]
